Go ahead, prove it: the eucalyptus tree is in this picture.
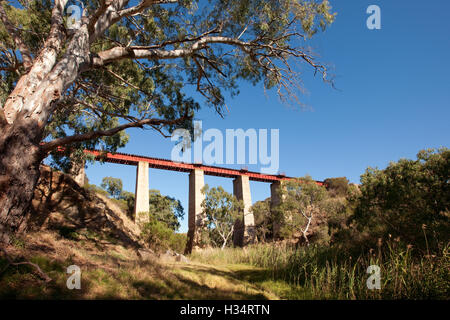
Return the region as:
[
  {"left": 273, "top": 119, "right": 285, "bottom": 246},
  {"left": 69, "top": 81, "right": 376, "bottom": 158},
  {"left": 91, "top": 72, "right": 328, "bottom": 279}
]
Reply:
[
  {"left": 148, "top": 189, "right": 184, "bottom": 231},
  {"left": 278, "top": 176, "right": 328, "bottom": 245},
  {"left": 201, "top": 185, "right": 242, "bottom": 249},
  {"left": 0, "top": 0, "right": 335, "bottom": 241},
  {"left": 101, "top": 176, "right": 123, "bottom": 198}
]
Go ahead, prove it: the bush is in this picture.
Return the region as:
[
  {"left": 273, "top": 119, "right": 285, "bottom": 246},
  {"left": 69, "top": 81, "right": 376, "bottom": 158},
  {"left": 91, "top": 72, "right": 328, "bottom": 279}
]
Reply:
[
  {"left": 348, "top": 148, "right": 450, "bottom": 254},
  {"left": 140, "top": 215, "right": 186, "bottom": 253},
  {"left": 85, "top": 183, "right": 109, "bottom": 197},
  {"left": 324, "top": 177, "right": 350, "bottom": 197}
]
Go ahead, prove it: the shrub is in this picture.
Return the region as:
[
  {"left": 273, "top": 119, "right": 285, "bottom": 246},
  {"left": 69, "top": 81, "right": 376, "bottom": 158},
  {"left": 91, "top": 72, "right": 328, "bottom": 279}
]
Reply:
[
  {"left": 349, "top": 148, "right": 450, "bottom": 254},
  {"left": 323, "top": 177, "right": 350, "bottom": 197},
  {"left": 85, "top": 183, "right": 109, "bottom": 197},
  {"left": 140, "top": 215, "right": 186, "bottom": 253}
]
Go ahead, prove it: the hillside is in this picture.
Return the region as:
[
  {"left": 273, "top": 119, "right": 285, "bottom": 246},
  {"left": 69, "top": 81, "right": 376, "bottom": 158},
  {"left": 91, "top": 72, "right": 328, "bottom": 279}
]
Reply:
[
  {"left": 27, "top": 165, "right": 141, "bottom": 246},
  {"left": 0, "top": 166, "right": 280, "bottom": 299}
]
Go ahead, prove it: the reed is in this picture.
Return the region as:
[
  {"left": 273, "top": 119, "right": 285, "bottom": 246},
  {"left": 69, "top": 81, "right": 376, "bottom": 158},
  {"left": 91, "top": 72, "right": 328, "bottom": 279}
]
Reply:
[{"left": 191, "top": 241, "right": 449, "bottom": 299}]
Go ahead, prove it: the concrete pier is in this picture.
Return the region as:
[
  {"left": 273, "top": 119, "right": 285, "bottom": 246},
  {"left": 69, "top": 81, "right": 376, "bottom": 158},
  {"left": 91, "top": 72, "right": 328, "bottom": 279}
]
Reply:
[
  {"left": 134, "top": 161, "right": 150, "bottom": 224},
  {"left": 185, "top": 168, "right": 205, "bottom": 254},
  {"left": 233, "top": 175, "right": 255, "bottom": 246},
  {"left": 270, "top": 180, "right": 285, "bottom": 238}
]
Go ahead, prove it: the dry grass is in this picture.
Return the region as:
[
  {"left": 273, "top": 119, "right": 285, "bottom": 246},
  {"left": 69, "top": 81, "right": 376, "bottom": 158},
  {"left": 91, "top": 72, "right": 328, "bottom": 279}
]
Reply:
[{"left": 0, "top": 230, "right": 279, "bottom": 300}]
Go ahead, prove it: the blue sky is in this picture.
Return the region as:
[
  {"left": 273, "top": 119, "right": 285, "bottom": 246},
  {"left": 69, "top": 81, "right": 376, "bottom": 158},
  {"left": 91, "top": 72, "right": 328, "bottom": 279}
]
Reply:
[{"left": 84, "top": 0, "right": 450, "bottom": 233}]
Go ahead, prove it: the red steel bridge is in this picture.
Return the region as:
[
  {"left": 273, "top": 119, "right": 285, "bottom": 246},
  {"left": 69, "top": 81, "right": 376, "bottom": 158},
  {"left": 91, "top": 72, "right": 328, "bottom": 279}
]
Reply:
[
  {"left": 83, "top": 149, "right": 324, "bottom": 185},
  {"left": 64, "top": 148, "right": 324, "bottom": 252}
]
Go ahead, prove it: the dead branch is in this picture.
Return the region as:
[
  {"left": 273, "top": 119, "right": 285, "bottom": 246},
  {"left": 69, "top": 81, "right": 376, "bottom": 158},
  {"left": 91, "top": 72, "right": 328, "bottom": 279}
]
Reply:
[{"left": 0, "top": 247, "right": 52, "bottom": 283}]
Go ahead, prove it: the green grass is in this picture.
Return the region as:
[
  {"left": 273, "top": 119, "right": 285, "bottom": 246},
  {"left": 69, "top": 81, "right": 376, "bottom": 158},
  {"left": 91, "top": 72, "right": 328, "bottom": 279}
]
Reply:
[{"left": 191, "top": 242, "right": 450, "bottom": 299}]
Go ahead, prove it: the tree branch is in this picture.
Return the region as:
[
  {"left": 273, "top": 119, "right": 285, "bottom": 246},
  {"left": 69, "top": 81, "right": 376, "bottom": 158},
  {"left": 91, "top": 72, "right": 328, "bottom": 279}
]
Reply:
[
  {"left": 40, "top": 112, "right": 190, "bottom": 153},
  {"left": 32, "top": 0, "right": 68, "bottom": 75},
  {"left": 89, "top": 0, "right": 129, "bottom": 42},
  {"left": 2, "top": 0, "right": 69, "bottom": 124},
  {"left": 89, "top": 0, "right": 178, "bottom": 43},
  {"left": 0, "top": 247, "right": 52, "bottom": 283},
  {"left": 91, "top": 36, "right": 250, "bottom": 66},
  {"left": 87, "top": 0, "right": 110, "bottom": 35},
  {"left": 89, "top": 35, "right": 327, "bottom": 82},
  {"left": 117, "top": 0, "right": 178, "bottom": 18}
]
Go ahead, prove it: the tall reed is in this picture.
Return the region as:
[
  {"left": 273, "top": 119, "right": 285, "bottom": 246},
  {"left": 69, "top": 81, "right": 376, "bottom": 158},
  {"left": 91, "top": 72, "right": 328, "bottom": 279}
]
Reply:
[{"left": 191, "top": 241, "right": 449, "bottom": 299}]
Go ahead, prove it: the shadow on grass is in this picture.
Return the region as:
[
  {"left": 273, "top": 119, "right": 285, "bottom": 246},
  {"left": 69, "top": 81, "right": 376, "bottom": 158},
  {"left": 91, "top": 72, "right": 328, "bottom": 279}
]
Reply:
[
  {"left": 0, "top": 256, "right": 91, "bottom": 299},
  {"left": 0, "top": 256, "right": 269, "bottom": 300},
  {"left": 175, "top": 264, "right": 271, "bottom": 299},
  {"left": 131, "top": 271, "right": 267, "bottom": 300},
  {"left": 180, "top": 264, "right": 270, "bottom": 284},
  {"left": 178, "top": 263, "right": 314, "bottom": 300}
]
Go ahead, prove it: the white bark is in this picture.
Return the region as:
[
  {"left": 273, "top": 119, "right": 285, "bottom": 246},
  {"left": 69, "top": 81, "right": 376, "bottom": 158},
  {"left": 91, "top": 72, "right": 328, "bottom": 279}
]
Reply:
[
  {"left": 2, "top": 0, "right": 68, "bottom": 124},
  {"left": 300, "top": 210, "right": 313, "bottom": 246}
]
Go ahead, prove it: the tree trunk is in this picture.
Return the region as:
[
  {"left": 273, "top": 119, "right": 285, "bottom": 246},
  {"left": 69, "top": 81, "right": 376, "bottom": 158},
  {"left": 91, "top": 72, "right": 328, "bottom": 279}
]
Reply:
[
  {"left": 221, "top": 239, "right": 227, "bottom": 250},
  {"left": 0, "top": 117, "right": 45, "bottom": 243},
  {"left": 0, "top": 9, "right": 93, "bottom": 244},
  {"left": 302, "top": 231, "right": 310, "bottom": 246}
]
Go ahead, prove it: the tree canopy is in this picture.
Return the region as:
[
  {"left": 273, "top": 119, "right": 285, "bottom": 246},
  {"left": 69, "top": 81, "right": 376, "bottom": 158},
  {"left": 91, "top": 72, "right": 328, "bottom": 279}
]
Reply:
[
  {"left": 277, "top": 176, "right": 328, "bottom": 244},
  {"left": 250, "top": 198, "right": 272, "bottom": 242},
  {"left": 148, "top": 189, "right": 184, "bottom": 230},
  {"left": 98, "top": 177, "right": 184, "bottom": 230},
  {"left": 101, "top": 176, "right": 123, "bottom": 198},
  {"left": 0, "top": 0, "right": 335, "bottom": 160},
  {"left": 323, "top": 177, "right": 350, "bottom": 197}
]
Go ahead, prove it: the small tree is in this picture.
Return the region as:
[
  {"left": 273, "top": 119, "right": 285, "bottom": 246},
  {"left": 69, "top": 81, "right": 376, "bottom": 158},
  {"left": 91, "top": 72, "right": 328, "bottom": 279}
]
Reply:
[
  {"left": 101, "top": 176, "right": 123, "bottom": 199},
  {"left": 201, "top": 185, "right": 243, "bottom": 250},
  {"left": 279, "top": 176, "right": 328, "bottom": 245},
  {"left": 148, "top": 189, "right": 184, "bottom": 231},
  {"left": 323, "top": 177, "right": 350, "bottom": 197}
]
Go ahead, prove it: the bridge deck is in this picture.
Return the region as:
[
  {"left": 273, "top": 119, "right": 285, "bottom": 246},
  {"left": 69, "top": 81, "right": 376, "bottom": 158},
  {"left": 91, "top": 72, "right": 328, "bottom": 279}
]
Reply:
[{"left": 84, "top": 149, "right": 321, "bottom": 184}]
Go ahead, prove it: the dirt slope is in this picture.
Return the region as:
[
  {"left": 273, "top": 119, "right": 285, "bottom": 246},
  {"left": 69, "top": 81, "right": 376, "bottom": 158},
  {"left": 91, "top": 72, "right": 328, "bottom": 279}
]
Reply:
[{"left": 27, "top": 165, "right": 141, "bottom": 248}]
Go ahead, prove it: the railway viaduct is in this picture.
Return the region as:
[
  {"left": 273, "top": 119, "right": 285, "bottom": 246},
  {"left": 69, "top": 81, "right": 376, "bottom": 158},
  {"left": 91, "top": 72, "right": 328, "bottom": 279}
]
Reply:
[{"left": 72, "top": 149, "right": 323, "bottom": 254}]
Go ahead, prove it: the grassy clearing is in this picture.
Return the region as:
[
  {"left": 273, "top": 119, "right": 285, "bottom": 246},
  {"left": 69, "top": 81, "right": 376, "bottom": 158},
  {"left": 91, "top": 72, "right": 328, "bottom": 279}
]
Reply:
[
  {"left": 2, "top": 230, "right": 448, "bottom": 300},
  {"left": 191, "top": 242, "right": 450, "bottom": 299}
]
